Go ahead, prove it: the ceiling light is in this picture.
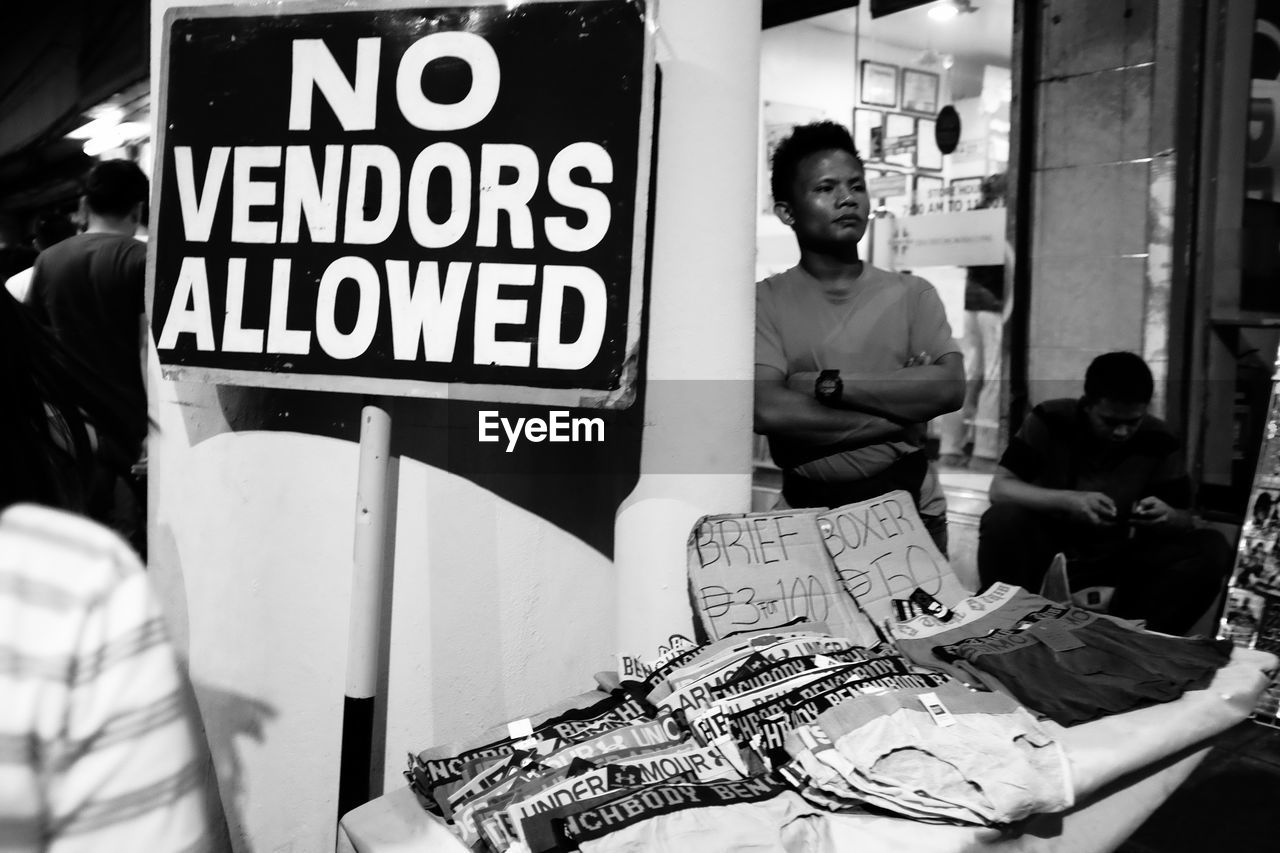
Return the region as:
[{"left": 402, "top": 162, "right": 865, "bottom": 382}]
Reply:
[
  {"left": 67, "top": 107, "right": 126, "bottom": 140},
  {"left": 928, "top": 3, "right": 959, "bottom": 21},
  {"left": 81, "top": 121, "right": 148, "bottom": 157},
  {"left": 928, "top": 1, "right": 978, "bottom": 22}
]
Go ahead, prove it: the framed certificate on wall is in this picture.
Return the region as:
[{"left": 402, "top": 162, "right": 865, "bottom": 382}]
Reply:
[
  {"left": 860, "top": 61, "right": 898, "bottom": 108},
  {"left": 883, "top": 113, "right": 916, "bottom": 167},
  {"left": 916, "top": 117, "right": 943, "bottom": 170},
  {"left": 854, "top": 108, "right": 883, "bottom": 160},
  {"left": 901, "top": 68, "right": 939, "bottom": 114}
]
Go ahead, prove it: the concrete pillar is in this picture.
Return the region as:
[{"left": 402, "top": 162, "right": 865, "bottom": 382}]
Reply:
[
  {"left": 1025, "top": 0, "right": 1163, "bottom": 403},
  {"left": 614, "top": 0, "right": 760, "bottom": 660}
]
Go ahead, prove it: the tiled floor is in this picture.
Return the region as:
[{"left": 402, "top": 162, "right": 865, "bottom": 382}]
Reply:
[
  {"left": 936, "top": 465, "right": 997, "bottom": 492},
  {"left": 1116, "top": 721, "right": 1280, "bottom": 852}
]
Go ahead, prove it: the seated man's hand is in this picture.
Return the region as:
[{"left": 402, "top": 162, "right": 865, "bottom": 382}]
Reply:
[
  {"left": 1061, "top": 491, "right": 1117, "bottom": 526},
  {"left": 1132, "top": 496, "right": 1175, "bottom": 527}
]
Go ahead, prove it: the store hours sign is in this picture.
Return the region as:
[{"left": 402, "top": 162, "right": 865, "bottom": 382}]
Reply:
[{"left": 149, "top": 0, "right": 654, "bottom": 406}]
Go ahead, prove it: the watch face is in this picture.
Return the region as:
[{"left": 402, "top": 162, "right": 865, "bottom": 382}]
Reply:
[{"left": 816, "top": 375, "right": 841, "bottom": 398}]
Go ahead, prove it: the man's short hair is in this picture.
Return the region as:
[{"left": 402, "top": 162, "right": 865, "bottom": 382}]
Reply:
[
  {"left": 770, "top": 121, "right": 863, "bottom": 205},
  {"left": 1084, "top": 351, "right": 1154, "bottom": 404},
  {"left": 84, "top": 160, "right": 148, "bottom": 218}
]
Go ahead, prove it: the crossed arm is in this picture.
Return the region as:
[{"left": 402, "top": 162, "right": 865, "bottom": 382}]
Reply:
[{"left": 753, "top": 351, "right": 965, "bottom": 449}]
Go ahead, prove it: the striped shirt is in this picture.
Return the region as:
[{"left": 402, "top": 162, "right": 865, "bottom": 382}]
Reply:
[{"left": 0, "top": 505, "right": 218, "bottom": 851}]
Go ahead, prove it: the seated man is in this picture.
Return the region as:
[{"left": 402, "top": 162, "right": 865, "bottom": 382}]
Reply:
[{"left": 977, "top": 351, "right": 1230, "bottom": 634}]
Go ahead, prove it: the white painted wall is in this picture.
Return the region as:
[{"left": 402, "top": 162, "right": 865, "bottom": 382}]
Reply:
[
  {"left": 613, "top": 0, "right": 760, "bottom": 663},
  {"left": 147, "top": 2, "right": 758, "bottom": 851},
  {"left": 760, "top": 21, "right": 972, "bottom": 120},
  {"left": 148, "top": 399, "right": 357, "bottom": 851}
]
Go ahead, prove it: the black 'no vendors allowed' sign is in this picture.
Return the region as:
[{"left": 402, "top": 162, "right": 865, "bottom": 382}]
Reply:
[{"left": 149, "top": 0, "right": 655, "bottom": 408}]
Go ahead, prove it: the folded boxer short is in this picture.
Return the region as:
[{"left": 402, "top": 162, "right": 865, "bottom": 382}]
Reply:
[
  {"left": 785, "top": 728, "right": 980, "bottom": 824},
  {"left": 934, "top": 607, "right": 1233, "bottom": 724},
  {"left": 890, "top": 584, "right": 1062, "bottom": 688},
  {"left": 552, "top": 774, "right": 823, "bottom": 853},
  {"left": 808, "top": 683, "right": 1073, "bottom": 825}
]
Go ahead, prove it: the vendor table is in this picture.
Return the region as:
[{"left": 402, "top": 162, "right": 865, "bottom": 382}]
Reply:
[{"left": 337, "top": 648, "right": 1276, "bottom": 853}]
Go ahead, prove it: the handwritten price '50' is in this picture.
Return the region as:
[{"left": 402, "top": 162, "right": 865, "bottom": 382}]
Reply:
[{"left": 698, "top": 576, "right": 832, "bottom": 627}]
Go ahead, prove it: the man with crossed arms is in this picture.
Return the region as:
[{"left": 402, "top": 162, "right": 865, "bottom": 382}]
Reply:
[{"left": 755, "top": 121, "right": 964, "bottom": 552}]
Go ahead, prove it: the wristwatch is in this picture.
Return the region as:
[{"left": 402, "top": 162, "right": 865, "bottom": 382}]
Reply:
[{"left": 814, "top": 369, "right": 843, "bottom": 406}]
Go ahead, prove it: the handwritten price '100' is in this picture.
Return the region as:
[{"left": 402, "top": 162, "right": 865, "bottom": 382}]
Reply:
[{"left": 698, "top": 576, "right": 831, "bottom": 628}]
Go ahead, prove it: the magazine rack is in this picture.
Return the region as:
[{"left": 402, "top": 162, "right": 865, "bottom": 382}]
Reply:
[{"left": 1218, "top": 346, "right": 1280, "bottom": 727}]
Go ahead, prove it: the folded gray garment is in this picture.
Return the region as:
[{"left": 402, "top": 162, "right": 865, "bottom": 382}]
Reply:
[{"left": 803, "top": 684, "right": 1073, "bottom": 826}]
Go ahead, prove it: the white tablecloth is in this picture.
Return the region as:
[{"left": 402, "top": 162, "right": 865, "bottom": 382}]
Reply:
[{"left": 338, "top": 648, "right": 1276, "bottom": 853}]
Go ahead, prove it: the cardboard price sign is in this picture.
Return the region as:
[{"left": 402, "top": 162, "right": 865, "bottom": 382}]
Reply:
[
  {"left": 816, "top": 490, "right": 970, "bottom": 625},
  {"left": 686, "top": 510, "right": 881, "bottom": 647},
  {"left": 149, "top": 0, "right": 654, "bottom": 407}
]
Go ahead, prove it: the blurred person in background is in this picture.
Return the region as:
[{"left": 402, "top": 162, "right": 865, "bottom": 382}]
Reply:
[
  {"left": 6, "top": 212, "right": 78, "bottom": 302},
  {"left": 1, "top": 288, "right": 227, "bottom": 850},
  {"left": 0, "top": 505, "right": 226, "bottom": 852},
  {"left": 26, "top": 160, "right": 149, "bottom": 553},
  {"left": 938, "top": 174, "right": 1007, "bottom": 472},
  {"left": 1, "top": 288, "right": 135, "bottom": 516},
  {"left": 0, "top": 214, "right": 36, "bottom": 285}
]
